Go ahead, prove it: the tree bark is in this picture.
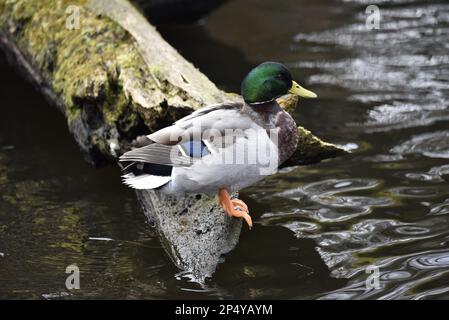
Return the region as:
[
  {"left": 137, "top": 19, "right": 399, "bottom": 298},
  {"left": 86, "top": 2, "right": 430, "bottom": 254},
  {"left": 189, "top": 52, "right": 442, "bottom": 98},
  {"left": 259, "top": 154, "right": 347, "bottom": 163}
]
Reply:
[{"left": 0, "top": 0, "right": 347, "bottom": 281}]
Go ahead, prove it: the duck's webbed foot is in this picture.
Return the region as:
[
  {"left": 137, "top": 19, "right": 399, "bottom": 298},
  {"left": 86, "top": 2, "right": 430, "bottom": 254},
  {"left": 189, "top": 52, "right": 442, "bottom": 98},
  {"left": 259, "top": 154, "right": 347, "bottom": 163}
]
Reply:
[{"left": 218, "top": 188, "right": 252, "bottom": 229}]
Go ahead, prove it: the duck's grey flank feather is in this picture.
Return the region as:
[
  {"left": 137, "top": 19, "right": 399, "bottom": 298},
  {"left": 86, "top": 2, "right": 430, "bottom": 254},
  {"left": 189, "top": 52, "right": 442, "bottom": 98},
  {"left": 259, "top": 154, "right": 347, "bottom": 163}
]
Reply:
[
  {"left": 175, "top": 102, "right": 243, "bottom": 125},
  {"left": 119, "top": 143, "right": 193, "bottom": 166},
  {"left": 146, "top": 102, "right": 245, "bottom": 146},
  {"left": 119, "top": 100, "right": 291, "bottom": 193}
]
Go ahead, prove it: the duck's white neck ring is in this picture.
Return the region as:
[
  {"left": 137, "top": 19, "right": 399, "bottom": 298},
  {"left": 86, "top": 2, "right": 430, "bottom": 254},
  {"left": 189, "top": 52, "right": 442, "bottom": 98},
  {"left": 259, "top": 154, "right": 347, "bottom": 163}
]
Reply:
[{"left": 247, "top": 98, "right": 275, "bottom": 106}]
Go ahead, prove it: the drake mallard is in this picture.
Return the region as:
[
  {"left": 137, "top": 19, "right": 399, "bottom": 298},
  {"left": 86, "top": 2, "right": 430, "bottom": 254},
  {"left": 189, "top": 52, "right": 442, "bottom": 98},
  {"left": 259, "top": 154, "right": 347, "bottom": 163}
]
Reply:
[{"left": 119, "top": 62, "right": 317, "bottom": 228}]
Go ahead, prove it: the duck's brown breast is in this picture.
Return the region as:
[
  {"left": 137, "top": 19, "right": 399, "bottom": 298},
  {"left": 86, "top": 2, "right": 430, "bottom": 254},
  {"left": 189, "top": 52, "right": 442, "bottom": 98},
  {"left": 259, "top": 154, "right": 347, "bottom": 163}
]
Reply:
[
  {"left": 275, "top": 110, "right": 299, "bottom": 164},
  {"left": 242, "top": 102, "right": 298, "bottom": 165}
]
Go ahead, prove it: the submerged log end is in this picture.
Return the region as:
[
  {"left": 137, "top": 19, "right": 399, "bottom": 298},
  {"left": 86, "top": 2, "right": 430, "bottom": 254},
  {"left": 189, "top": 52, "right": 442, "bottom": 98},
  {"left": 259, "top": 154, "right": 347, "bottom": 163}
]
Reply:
[
  {"left": 285, "top": 127, "right": 349, "bottom": 167},
  {"left": 278, "top": 94, "right": 350, "bottom": 167},
  {"left": 137, "top": 190, "right": 241, "bottom": 282}
]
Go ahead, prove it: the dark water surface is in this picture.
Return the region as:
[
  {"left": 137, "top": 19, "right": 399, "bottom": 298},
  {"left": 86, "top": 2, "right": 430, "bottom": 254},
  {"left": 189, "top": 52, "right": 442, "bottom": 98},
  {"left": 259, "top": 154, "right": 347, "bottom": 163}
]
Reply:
[{"left": 1, "top": 0, "right": 449, "bottom": 299}]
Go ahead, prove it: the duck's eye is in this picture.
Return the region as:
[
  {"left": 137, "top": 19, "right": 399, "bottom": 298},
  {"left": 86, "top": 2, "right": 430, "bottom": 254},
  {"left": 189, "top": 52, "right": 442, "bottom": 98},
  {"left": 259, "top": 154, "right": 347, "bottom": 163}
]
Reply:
[{"left": 275, "top": 74, "right": 283, "bottom": 80}]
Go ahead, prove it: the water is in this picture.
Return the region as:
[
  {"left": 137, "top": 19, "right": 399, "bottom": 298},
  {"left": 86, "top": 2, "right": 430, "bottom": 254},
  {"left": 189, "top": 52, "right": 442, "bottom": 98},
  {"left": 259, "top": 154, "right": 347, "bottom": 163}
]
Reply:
[{"left": 1, "top": 0, "right": 449, "bottom": 299}]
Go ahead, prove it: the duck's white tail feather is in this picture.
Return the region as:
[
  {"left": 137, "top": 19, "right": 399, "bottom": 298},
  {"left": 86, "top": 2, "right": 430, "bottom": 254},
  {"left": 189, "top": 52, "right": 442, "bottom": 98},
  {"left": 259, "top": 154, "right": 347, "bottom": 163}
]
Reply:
[{"left": 121, "top": 173, "right": 171, "bottom": 190}]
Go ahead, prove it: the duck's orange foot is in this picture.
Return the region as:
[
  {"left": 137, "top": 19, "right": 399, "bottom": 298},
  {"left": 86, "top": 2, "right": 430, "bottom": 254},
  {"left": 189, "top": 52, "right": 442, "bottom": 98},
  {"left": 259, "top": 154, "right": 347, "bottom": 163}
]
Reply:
[{"left": 218, "top": 188, "right": 253, "bottom": 229}]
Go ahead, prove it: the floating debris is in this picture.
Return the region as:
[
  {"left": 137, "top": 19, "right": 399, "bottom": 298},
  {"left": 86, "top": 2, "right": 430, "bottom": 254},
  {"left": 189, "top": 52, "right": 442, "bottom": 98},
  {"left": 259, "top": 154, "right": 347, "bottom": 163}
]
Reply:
[{"left": 88, "top": 237, "right": 114, "bottom": 241}]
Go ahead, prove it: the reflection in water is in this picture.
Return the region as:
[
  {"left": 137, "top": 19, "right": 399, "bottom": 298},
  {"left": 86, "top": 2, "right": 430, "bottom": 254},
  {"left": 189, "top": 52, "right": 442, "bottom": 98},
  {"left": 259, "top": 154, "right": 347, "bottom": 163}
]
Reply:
[
  {"left": 293, "top": 1, "right": 449, "bottom": 133},
  {"left": 320, "top": 249, "right": 449, "bottom": 300},
  {"left": 247, "top": 0, "right": 449, "bottom": 299},
  {"left": 1, "top": 0, "right": 449, "bottom": 299}
]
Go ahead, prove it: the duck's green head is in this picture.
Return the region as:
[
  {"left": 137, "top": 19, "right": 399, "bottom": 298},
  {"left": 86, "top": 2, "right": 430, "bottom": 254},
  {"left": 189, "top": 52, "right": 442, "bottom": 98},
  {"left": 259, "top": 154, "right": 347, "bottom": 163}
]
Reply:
[{"left": 241, "top": 62, "right": 317, "bottom": 104}]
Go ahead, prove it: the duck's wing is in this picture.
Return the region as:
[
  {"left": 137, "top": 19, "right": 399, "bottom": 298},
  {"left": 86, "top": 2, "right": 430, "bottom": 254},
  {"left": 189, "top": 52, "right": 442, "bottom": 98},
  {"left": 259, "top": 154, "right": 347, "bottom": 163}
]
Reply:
[
  {"left": 119, "top": 101, "right": 253, "bottom": 190},
  {"left": 147, "top": 101, "right": 247, "bottom": 145},
  {"left": 119, "top": 140, "right": 208, "bottom": 190},
  {"left": 119, "top": 142, "right": 194, "bottom": 167},
  {"left": 120, "top": 101, "right": 246, "bottom": 165},
  {"left": 175, "top": 102, "right": 243, "bottom": 125}
]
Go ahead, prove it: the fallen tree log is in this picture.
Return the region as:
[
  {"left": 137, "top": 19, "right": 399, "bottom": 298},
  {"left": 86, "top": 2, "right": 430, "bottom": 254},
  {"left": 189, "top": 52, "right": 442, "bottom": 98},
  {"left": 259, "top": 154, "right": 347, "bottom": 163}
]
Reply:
[{"left": 0, "top": 0, "right": 347, "bottom": 281}]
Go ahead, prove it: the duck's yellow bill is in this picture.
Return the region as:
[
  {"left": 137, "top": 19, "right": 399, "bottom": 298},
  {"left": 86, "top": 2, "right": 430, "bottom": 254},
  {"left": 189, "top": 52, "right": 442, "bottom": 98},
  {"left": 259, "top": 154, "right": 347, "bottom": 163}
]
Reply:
[{"left": 289, "top": 81, "right": 317, "bottom": 98}]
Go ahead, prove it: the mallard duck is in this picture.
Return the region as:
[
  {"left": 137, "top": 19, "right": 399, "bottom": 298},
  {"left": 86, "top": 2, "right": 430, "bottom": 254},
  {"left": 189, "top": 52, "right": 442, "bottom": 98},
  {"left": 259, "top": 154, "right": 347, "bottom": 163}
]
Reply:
[{"left": 119, "top": 62, "right": 317, "bottom": 228}]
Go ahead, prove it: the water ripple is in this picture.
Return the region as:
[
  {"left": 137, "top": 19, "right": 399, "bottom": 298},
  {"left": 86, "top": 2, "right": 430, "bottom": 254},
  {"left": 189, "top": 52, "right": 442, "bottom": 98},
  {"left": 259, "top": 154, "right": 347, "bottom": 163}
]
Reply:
[
  {"left": 406, "top": 164, "right": 449, "bottom": 182},
  {"left": 319, "top": 249, "right": 449, "bottom": 299},
  {"left": 391, "top": 131, "right": 449, "bottom": 159},
  {"left": 389, "top": 186, "right": 445, "bottom": 198},
  {"left": 293, "top": 2, "right": 449, "bottom": 133},
  {"left": 410, "top": 251, "right": 449, "bottom": 269},
  {"left": 267, "top": 178, "right": 392, "bottom": 226},
  {"left": 283, "top": 0, "right": 449, "bottom": 300},
  {"left": 302, "top": 178, "right": 380, "bottom": 195},
  {"left": 429, "top": 199, "right": 449, "bottom": 216}
]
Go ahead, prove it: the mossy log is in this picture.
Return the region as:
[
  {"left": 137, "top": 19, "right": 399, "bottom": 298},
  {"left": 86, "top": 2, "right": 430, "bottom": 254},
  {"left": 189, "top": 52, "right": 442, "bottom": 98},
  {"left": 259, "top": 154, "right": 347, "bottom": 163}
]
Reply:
[{"left": 0, "top": 0, "right": 347, "bottom": 281}]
